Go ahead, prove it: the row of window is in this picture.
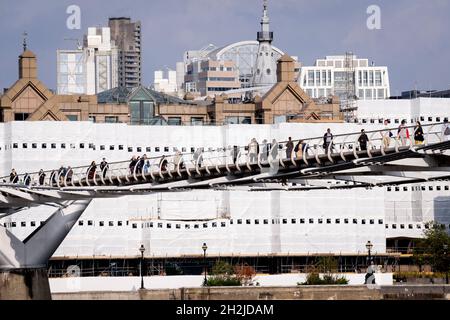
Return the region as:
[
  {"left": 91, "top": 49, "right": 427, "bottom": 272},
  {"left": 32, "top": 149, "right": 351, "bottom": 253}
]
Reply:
[
  {"left": 387, "top": 185, "right": 450, "bottom": 192},
  {"left": 5, "top": 220, "right": 449, "bottom": 230},
  {"left": 3, "top": 143, "right": 208, "bottom": 153},
  {"left": 359, "top": 116, "right": 448, "bottom": 124}
]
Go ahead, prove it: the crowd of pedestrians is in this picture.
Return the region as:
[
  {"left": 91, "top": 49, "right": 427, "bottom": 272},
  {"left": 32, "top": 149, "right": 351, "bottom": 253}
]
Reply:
[{"left": 5, "top": 119, "right": 449, "bottom": 186}]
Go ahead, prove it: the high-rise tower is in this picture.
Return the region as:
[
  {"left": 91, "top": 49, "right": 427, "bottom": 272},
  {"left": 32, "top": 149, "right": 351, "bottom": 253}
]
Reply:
[
  {"left": 251, "top": 0, "right": 277, "bottom": 87},
  {"left": 109, "top": 17, "right": 142, "bottom": 89}
]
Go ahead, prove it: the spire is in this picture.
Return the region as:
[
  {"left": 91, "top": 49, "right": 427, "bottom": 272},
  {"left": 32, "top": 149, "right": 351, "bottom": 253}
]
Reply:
[
  {"left": 252, "top": 0, "right": 276, "bottom": 87},
  {"left": 22, "top": 31, "right": 28, "bottom": 52},
  {"left": 257, "top": 0, "right": 272, "bottom": 42}
]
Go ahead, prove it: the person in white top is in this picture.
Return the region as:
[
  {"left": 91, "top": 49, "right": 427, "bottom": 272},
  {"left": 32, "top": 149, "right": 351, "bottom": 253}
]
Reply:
[
  {"left": 248, "top": 138, "right": 259, "bottom": 163},
  {"left": 397, "top": 119, "right": 410, "bottom": 146},
  {"left": 380, "top": 119, "right": 392, "bottom": 149},
  {"left": 442, "top": 119, "right": 450, "bottom": 142}
]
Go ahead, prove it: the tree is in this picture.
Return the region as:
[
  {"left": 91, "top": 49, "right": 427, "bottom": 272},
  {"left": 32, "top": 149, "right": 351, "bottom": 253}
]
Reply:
[
  {"left": 211, "top": 260, "right": 234, "bottom": 275},
  {"left": 315, "top": 256, "right": 339, "bottom": 273},
  {"left": 414, "top": 222, "right": 450, "bottom": 275}
]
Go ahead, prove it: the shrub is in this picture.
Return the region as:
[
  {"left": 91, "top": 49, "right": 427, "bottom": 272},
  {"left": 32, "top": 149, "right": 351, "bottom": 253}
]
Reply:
[
  {"left": 211, "top": 261, "right": 234, "bottom": 276},
  {"left": 206, "top": 275, "right": 242, "bottom": 286},
  {"left": 298, "top": 272, "right": 349, "bottom": 285}
]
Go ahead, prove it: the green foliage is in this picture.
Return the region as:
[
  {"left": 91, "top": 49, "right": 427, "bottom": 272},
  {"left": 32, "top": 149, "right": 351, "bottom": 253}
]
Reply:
[
  {"left": 413, "top": 222, "right": 450, "bottom": 273},
  {"left": 206, "top": 275, "right": 242, "bottom": 286},
  {"left": 315, "top": 256, "right": 339, "bottom": 273},
  {"left": 393, "top": 271, "right": 447, "bottom": 280},
  {"left": 211, "top": 260, "right": 234, "bottom": 275},
  {"left": 298, "top": 272, "right": 349, "bottom": 285}
]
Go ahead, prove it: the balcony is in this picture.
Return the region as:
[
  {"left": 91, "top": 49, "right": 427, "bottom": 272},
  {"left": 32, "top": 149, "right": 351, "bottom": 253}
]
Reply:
[{"left": 257, "top": 31, "right": 273, "bottom": 41}]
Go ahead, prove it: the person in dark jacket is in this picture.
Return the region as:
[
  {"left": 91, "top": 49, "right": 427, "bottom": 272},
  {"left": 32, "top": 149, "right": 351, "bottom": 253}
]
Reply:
[
  {"left": 323, "top": 128, "right": 333, "bottom": 151},
  {"left": 414, "top": 121, "right": 424, "bottom": 145},
  {"left": 38, "top": 169, "right": 46, "bottom": 185},
  {"left": 286, "top": 137, "right": 294, "bottom": 159},
  {"left": 87, "top": 161, "right": 97, "bottom": 180},
  {"left": 9, "top": 169, "right": 18, "bottom": 183},
  {"left": 100, "top": 158, "right": 109, "bottom": 178},
  {"left": 23, "top": 173, "right": 31, "bottom": 186},
  {"left": 358, "top": 129, "right": 369, "bottom": 151}
]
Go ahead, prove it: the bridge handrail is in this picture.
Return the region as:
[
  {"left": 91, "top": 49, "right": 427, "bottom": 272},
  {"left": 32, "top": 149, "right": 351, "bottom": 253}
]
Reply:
[{"left": 2, "top": 122, "right": 446, "bottom": 185}]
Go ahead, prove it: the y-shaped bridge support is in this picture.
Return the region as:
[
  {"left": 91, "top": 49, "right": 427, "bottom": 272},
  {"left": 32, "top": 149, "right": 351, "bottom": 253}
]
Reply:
[{"left": 0, "top": 200, "right": 91, "bottom": 300}]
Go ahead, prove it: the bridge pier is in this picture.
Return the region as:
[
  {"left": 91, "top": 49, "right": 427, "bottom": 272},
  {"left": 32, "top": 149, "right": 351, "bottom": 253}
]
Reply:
[
  {"left": 0, "top": 200, "right": 92, "bottom": 300},
  {"left": 0, "top": 268, "right": 51, "bottom": 300}
]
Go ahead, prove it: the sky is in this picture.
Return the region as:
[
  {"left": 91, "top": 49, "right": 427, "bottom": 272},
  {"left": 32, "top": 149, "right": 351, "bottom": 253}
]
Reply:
[{"left": 0, "top": 0, "right": 449, "bottom": 95}]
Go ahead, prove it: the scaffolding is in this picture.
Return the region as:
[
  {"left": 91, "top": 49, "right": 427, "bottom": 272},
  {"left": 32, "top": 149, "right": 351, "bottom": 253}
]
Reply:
[{"left": 341, "top": 51, "right": 357, "bottom": 122}]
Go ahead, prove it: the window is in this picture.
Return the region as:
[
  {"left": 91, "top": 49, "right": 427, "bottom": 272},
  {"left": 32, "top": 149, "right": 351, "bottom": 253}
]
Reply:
[
  {"left": 100, "top": 145, "right": 105, "bottom": 151},
  {"left": 254, "top": 219, "right": 260, "bottom": 225},
  {"left": 105, "top": 116, "right": 118, "bottom": 123},
  {"left": 185, "top": 224, "right": 190, "bottom": 229},
  {"left": 291, "top": 219, "right": 296, "bottom": 224},
  {"left": 300, "top": 219, "right": 305, "bottom": 224},
  {"left": 387, "top": 187, "right": 392, "bottom": 191},
  {"left": 230, "top": 219, "right": 233, "bottom": 225},
  {"left": 130, "top": 100, "right": 154, "bottom": 125},
  {"left": 385, "top": 224, "right": 389, "bottom": 229},
  {"left": 167, "top": 223, "right": 172, "bottom": 229},
  {"left": 212, "top": 222, "right": 217, "bottom": 227},
  {"left": 21, "top": 222, "right": 26, "bottom": 227},
  {"left": 88, "top": 220, "right": 93, "bottom": 226},
  {"left": 13, "top": 143, "right": 18, "bottom": 149},
  {"left": 437, "top": 186, "right": 441, "bottom": 191},
  {"left": 176, "top": 224, "right": 181, "bottom": 229},
  {"left": 378, "top": 219, "right": 383, "bottom": 224},
  {"left": 282, "top": 219, "right": 287, "bottom": 224},
  {"left": 168, "top": 117, "right": 181, "bottom": 126},
  {"left": 146, "top": 147, "right": 151, "bottom": 152},
  {"left": 318, "top": 219, "right": 323, "bottom": 224},
  {"left": 309, "top": 218, "right": 314, "bottom": 224},
  {"left": 400, "top": 224, "right": 405, "bottom": 229},
  {"left": 78, "top": 221, "right": 84, "bottom": 226},
  {"left": 408, "top": 224, "right": 413, "bottom": 229},
  {"left": 194, "top": 224, "right": 199, "bottom": 229},
  {"left": 429, "top": 186, "right": 433, "bottom": 191},
  {"left": 417, "top": 224, "right": 421, "bottom": 229},
  {"left": 335, "top": 219, "right": 340, "bottom": 224},
  {"left": 158, "top": 223, "right": 163, "bottom": 228},
  {"left": 118, "top": 221, "right": 123, "bottom": 226},
  {"left": 445, "top": 186, "right": 449, "bottom": 191},
  {"left": 42, "top": 143, "right": 47, "bottom": 149},
  {"left": 67, "top": 115, "right": 78, "bottom": 121},
  {"left": 61, "top": 143, "right": 66, "bottom": 149},
  {"left": 221, "top": 222, "right": 226, "bottom": 227},
  {"left": 191, "top": 117, "right": 204, "bottom": 126},
  {"left": 155, "top": 147, "right": 160, "bottom": 152},
  {"left": 237, "top": 219, "right": 242, "bottom": 225},
  {"left": 14, "top": 113, "right": 30, "bottom": 121},
  {"left": 31, "top": 221, "right": 36, "bottom": 227},
  {"left": 109, "top": 221, "right": 114, "bottom": 227},
  {"left": 246, "top": 219, "right": 251, "bottom": 225},
  {"left": 110, "top": 145, "right": 115, "bottom": 151},
  {"left": 22, "top": 143, "right": 27, "bottom": 149},
  {"left": 80, "top": 143, "right": 84, "bottom": 149},
  {"left": 370, "top": 219, "right": 374, "bottom": 225},
  {"left": 263, "top": 219, "right": 268, "bottom": 225},
  {"left": 392, "top": 224, "right": 397, "bottom": 229},
  {"left": 132, "top": 223, "right": 137, "bottom": 229},
  {"left": 353, "top": 219, "right": 358, "bottom": 224},
  {"left": 361, "top": 219, "right": 366, "bottom": 225},
  {"left": 99, "top": 221, "right": 104, "bottom": 227}
]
